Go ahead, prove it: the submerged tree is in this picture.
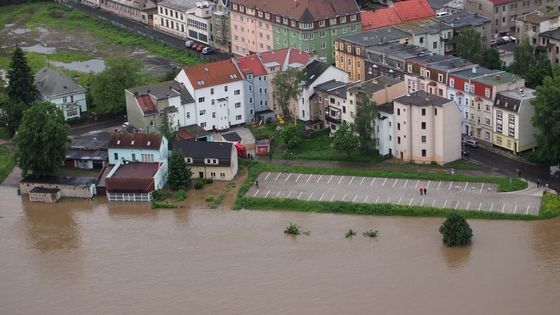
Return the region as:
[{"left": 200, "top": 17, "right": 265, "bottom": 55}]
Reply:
[
  {"left": 168, "top": 150, "right": 192, "bottom": 190},
  {"left": 272, "top": 68, "right": 305, "bottom": 121},
  {"left": 439, "top": 214, "right": 473, "bottom": 247},
  {"left": 354, "top": 94, "right": 378, "bottom": 153},
  {"left": 14, "top": 102, "right": 70, "bottom": 177}
]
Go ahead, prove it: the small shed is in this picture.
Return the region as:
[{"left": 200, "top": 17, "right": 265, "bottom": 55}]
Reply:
[
  {"left": 255, "top": 136, "right": 271, "bottom": 156},
  {"left": 29, "top": 187, "right": 61, "bottom": 203}
]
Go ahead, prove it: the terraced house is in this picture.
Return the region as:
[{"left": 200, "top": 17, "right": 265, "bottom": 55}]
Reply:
[
  {"left": 229, "top": 0, "right": 361, "bottom": 63},
  {"left": 100, "top": 0, "right": 158, "bottom": 25}
]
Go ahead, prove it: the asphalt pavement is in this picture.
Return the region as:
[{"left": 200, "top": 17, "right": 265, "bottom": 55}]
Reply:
[{"left": 71, "top": 116, "right": 125, "bottom": 136}]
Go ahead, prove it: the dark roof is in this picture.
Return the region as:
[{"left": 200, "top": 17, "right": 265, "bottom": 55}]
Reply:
[
  {"left": 348, "top": 75, "right": 402, "bottom": 95},
  {"left": 378, "top": 102, "right": 394, "bottom": 114},
  {"left": 435, "top": 10, "right": 490, "bottom": 28},
  {"left": 106, "top": 162, "right": 159, "bottom": 194},
  {"left": 173, "top": 141, "right": 234, "bottom": 166},
  {"left": 159, "top": 0, "right": 199, "bottom": 11},
  {"left": 69, "top": 132, "right": 110, "bottom": 150},
  {"left": 314, "top": 80, "right": 347, "bottom": 99},
  {"left": 427, "top": 0, "right": 451, "bottom": 9},
  {"left": 112, "top": 162, "right": 160, "bottom": 178},
  {"left": 222, "top": 132, "right": 242, "bottom": 142},
  {"left": 407, "top": 53, "right": 457, "bottom": 67},
  {"left": 394, "top": 90, "right": 451, "bottom": 107},
  {"left": 494, "top": 88, "right": 535, "bottom": 113},
  {"left": 21, "top": 176, "right": 97, "bottom": 186},
  {"left": 231, "top": 0, "right": 360, "bottom": 22},
  {"left": 541, "top": 28, "right": 560, "bottom": 41},
  {"left": 127, "top": 80, "right": 183, "bottom": 100},
  {"left": 304, "top": 60, "right": 331, "bottom": 86},
  {"left": 34, "top": 67, "right": 86, "bottom": 98},
  {"left": 30, "top": 187, "right": 60, "bottom": 194},
  {"left": 339, "top": 27, "right": 411, "bottom": 47},
  {"left": 109, "top": 133, "right": 163, "bottom": 150},
  {"left": 450, "top": 66, "right": 501, "bottom": 80},
  {"left": 176, "top": 124, "right": 211, "bottom": 141},
  {"left": 66, "top": 149, "right": 108, "bottom": 161}
]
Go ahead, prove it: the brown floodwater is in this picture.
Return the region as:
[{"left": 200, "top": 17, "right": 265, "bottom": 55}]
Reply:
[{"left": 0, "top": 185, "right": 559, "bottom": 314}]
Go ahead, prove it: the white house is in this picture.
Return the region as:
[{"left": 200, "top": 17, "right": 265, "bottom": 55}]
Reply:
[
  {"left": 175, "top": 59, "right": 245, "bottom": 131},
  {"left": 156, "top": 0, "right": 213, "bottom": 44},
  {"left": 108, "top": 133, "right": 169, "bottom": 165},
  {"left": 376, "top": 102, "right": 395, "bottom": 156},
  {"left": 34, "top": 67, "right": 87, "bottom": 120},
  {"left": 105, "top": 161, "right": 167, "bottom": 202}
]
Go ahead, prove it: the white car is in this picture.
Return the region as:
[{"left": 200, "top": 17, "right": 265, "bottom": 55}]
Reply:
[
  {"left": 463, "top": 139, "right": 479, "bottom": 148},
  {"left": 122, "top": 122, "right": 129, "bottom": 128}
]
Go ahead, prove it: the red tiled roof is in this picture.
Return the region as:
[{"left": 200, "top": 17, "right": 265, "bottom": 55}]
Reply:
[
  {"left": 259, "top": 48, "right": 312, "bottom": 69},
  {"left": 361, "top": 0, "right": 435, "bottom": 31},
  {"left": 136, "top": 95, "right": 156, "bottom": 115},
  {"left": 259, "top": 48, "right": 290, "bottom": 66},
  {"left": 232, "top": 0, "right": 360, "bottom": 21},
  {"left": 183, "top": 59, "right": 243, "bottom": 89},
  {"left": 109, "top": 133, "right": 163, "bottom": 150},
  {"left": 287, "top": 48, "right": 313, "bottom": 66},
  {"left": 236, "top": 55, "right": 267, "bottom": 77}
]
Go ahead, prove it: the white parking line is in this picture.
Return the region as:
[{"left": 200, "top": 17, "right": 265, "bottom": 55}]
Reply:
[
  {"left": 393, "top": 179, "right": 398, "bottom": 188},
  {"left": 364, "top": 196, "right": 368, "bottom": 203},
  {"left": 432, "top": 200, "right": 436, "bottom": 207},
  {"left": 298, "top": 192, "right": 303, "bottom": 200},
  {"left": 338, "top": 177, "right": 343, "bottom": 185},
  {"left": 404, "top": 179, "right": 409, "bottom": 188},
  {"left": 307, "top": 193, "right": 314, "bottom": 201},
  {"left": 349, "top": 176, "right": 354, "bottom": 185},
  {"left": 526, "top": 205, "right": 530, "bottom": 215},
  {"left": 443, "top": 200, "right": 448, "bottom": 208},
  {"left": 360, "top": 177, "right": 365, "bottom": 186},
  {"left": 437, "top": 181, "right": 442, "bottom": 190},
  {"left": 330, "top": 194, "right": 335, "bottom": 201},
  {"left": 387, "top": 196, "right": 391, "bottom": 203},
  {"left": 371, "top": 178, "right": 376, "bottom": 186},
  {"left": 501, "top": 204, "right": 505, "bottom": 213},
  {"left": 415, "top": 179, "right": 420, "bottom": 188},
  {"left": 306, "top": 174, "right": 312, "bottom": 183},
  {"left": 448, "top": 182, "right": 453, "bottom": 190},
  {"left": 352, "top": 195, "right": 357, "bottom": 202},
  {"left": 328, "top": 175, "right": 333, "bottom": 184},
  {"left": 285, "top": 174, "right": 292, "bottom": 182},
  {"left": 480, "top": 183, "right": 484, "bottom": 193},
  {"left": 376, "top": 196, "right": 380, "bottom": 203},
  {"left": 478, "top": 202, "right": 482, "bottom": 211},
  {"left": 319, "top": 193, "right": 324, "bottom": 201},
  {"left": 254, "top": 189, "right": 260, "bottom": 197},
  {"left": 455, "top": 201, "right": 459, "bottom": 210},
  {"left": 342, "top": 194, "right": 347, "bottom": 201},
  {"left": 317, "top": 175, "right": 322, "bottom": 184},
  {"left": 426, "top": 180, "right": 431, "bottom": 188},
  {"left": 420, "top": 199, "right": 424, "bottom": 206},
  {"left": 466, "top": 201, "right": 471, "bottom": 210},
  {"left": 265, "top": 172, "right": 271, "bottom": 181},
  {"left": 296, "top": 174, "right": 302, "bottom": 182},
  {"left": 276, "top": 191, "right": 281, "bottom": 197},
  {"left": 398, "top": 197, "right": 402, "bottom": 204},
  {"left": 409, "top": 198, "right": 413, "bottom": 206},
  {"left": 514, "top": 204, "right": 518, "bottom": 214},
  {"left": 265, "top": 190, "right": 271, "bottom": 198},
  {"left": 382, "top": 178, "right": 387, "bottom": 186},
  {"left": 275, "top": 173, "right": 281, "bottom": 181},
  {"left": 287, "top": 192, "right": 292, "bottom": 198},
  {"left": 464, "top": 182, "right": 468, "bottom": 191},
  {"left": 490, "top": 203, "right": 494, "bottom": 211}
]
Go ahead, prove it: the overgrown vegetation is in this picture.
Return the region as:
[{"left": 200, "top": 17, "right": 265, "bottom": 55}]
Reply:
[
  {"left": 345, "top": 229, "right": 356, "bottom": 238},
  {"left": 284, "top": 222, "right": 300, "bottom": 235},
  {"left": 151, "top": 189, "right": 186, "bottom": 209},
  {"left": 443, "top": 160, "right": 482, "bottom": 170},
  {"left": 539, "top": 192, "right": 560, "bottom": 219},
  {"left": 363, "top": 229, "right": 378, "bottom": 238},
  {"left": 0, "top": 146, "right": 15, "bottom": 183},
  {"left": 439, "top": 214, "right": 473, "bottom": 247}
]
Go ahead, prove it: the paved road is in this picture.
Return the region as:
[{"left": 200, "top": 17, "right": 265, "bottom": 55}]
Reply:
[
  {"left": 247, "top": 172, "right": 544, "bottom": 215},
  {"left": 467, "top": 147, "right": 559, "bottom": 192},
  {"left": 71, "top": 117, "right": 125, "bottom": 136},
  {"left": 66, "top": 2, "right": 231, "bottom": 62}
]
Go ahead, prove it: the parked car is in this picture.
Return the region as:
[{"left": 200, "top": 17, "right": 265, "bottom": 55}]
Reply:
[
  {"left": 196, "top": 45, "right": 205, "bottom": 52},
  {"left": 202, "top": 46, "right": 214, "bottom": 54},
  {"left": 462, "top": 148, "right": 470, "bottom": 156},
  {"left": 463, "top": 139, "right": 479, "bottom": 148},
  {"left": 185, "top": 40, "right": 193, "bottom": 48},
  {"left": 122, "top": 121, "right": 129, "bottom": 128}
]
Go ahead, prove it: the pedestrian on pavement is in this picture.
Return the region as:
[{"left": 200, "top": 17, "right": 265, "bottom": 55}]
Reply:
[
  {"left": 424, "top": 187, "right": 428, "bottom": 195},
  {"left": 419, "top": 187, "right": 424, "bottom": 196},
  {"left": 536, "top": 179, "right": 540, "bottom": 188},
  {"left": 256, "top": 180, "right": 259, "bottom": 188}
]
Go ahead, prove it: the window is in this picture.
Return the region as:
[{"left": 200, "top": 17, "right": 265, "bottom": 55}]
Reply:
[
  {"left": 63, "top": 96, "right": 67, "bottom": 103},
  {"left": 450, "top": 78, "right": 455, "bottom": 87},
  {"left": 330, "top": 18, "right": 337, "bottom": 25},
  {"left": 486, "top": 105, "right": 490, "bottom": 111},
  {"left": 421, "top": 136, "right": 426, "bottom": 143},
  {"left": 434, "top": 108, "right": 438, "bottom": 116},
  {"left": 141, "top": 154, "right": 154, "bottom": 162},
  {"left": 212, "top": 112, "right": 216, "bottom": 118},
  {"left": 234, "top": 89, "right": 240, "bottom": 95},
  {"left": 438, "top": 74, "right": 444, "bottom": 82},
  {"left": 342, "top": 106, "right": 346, "bottom": 114},
  {"left": 433, "top": 42, "right": 437, "bottom": 49},
  {"left": 235, "top": 102, "right": 241, "bottom": 108},
  {"left": 199, "top": 109, "right": 206, "bottom": 115},
  {"left": 210, "top": 88, "right": 214, "bottom": 95},
  {"left": 421, "top": 108, "right": 426, "bottom": 116},
  {"left": 114, "top": 153, "right": 118, "bottom": 160},
  {"left": 220, "top": 172, "right": 226, "bottom": 179},
  {"left": 419, "top": 37, "right": 424, "bottom": 44},
  {"left": 397, "top": 136, "right": 401, "bottom": 144},
  {"left": 224, "top": 86, "right": 228, "bottom": 92},
  {"left": 200, "top": 122, "right": 206, "bottom": 128},
  {"left": 421, "top": 149, "right": 427, "bottom": 157},
  {"left": 210, "top": 172, "right": 216, "bottom": 178},
  {"left": 421, "top": 122, "right": 426, "bottom": 129},
  {"left": 186, "top": 112, "right": 190, "bottom": 119},
  {"left": 319, "top": 20, "right": 325, "bottom": 27},
  {"left": 464, "top": 83, "right": 469, "bottom": 91},
  {"left": 397, "top": 108, "right": 401, "bottom": 115},
  {"left": 198, "top": 97, "right": 205, "bottom": 103},
  {"left": 397, "top": 123, "right": 401, "bottom": 130},
  {"left": 185, "top": 157, "right": 193, "bottom": 164},
  {"left": 66, "top": 107, "right": 78, "bottom": 117},
  {"left": 407, "top": 64, "right": 413, "bottom": 73},
  {"left": 236, "top": 115, "right": 242, "bottom": 120},
  {"left": 131, "top": 153, "right": 136, "bottom": 161}
]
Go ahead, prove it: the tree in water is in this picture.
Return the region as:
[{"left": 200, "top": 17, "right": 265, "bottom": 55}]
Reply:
[
  {"left": 354, "top": 94, "right": 378, "bottom": 153},
  {"left": 90, "top": 57, "right": 142, "bottom": 114},
  {"left": 439, "top": 214, "right": 473, "bottom": 247},
  {"left": 332, "top": 121, "right": 360, "bottom": 158},
  {"left": 167, "top": 150, "right": 193, "bottom": 190},
  {"left": 272, "top": 68, "right": 305, "bottom": 121},
  {"left": 5, "top": 46, "right": 37, "bottom": 134},
  {"left": 531, "top": 67, "right": 560, "bottom": 164},
  {"left": 13, "top": 101, "right": 70, "bottom": 177}
]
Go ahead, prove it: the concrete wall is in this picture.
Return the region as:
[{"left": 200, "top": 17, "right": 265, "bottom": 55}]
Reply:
[
  {"left": 20, "top": 182, "right": 95, "bottom": 198},
  {"left": 376, "top": 111, "right": 394, "bottom": 156}
]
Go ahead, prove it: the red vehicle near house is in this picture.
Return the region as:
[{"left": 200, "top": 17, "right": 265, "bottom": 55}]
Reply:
[{"left": 255, "top": 137, "right": 270, "bottom": 156}]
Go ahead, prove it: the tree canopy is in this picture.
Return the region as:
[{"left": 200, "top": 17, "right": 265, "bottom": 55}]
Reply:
[
  {"left": 331, "top": 121, "right": 359, "bottom": 158},
  {"left": 532, "top": 68, "right": 560, "bottom": 163},
  {"left": 439, "top": 214, "right": 473, "bottom": 247},
  {"left": 13, "top": 101, "right": 70, "bottom": 177},
  {"left": 455, "top": 28, "right": 483, "bottom": 64},
  {"left": 272, "top": 68, "right": 305, "bottom": 121},
  {"left": 525, "top": 56, "right": 552, "bottom": 88},
  {"left": 354, "top": 94, "right": 378, "bottom": 153},
  {"left": 279, "top": 123, "right": 303, "bottom": 149},
  {"left": 5, "top": 46, "right": 37, "bottom": 134},
  {"left": 90, "top": 58, "right": 142, "bottom": 114},
  {"left": 167, "top": 150, "right": 192, "bottom": 190},
  {"left": 509, "top": 40, "right": 534, "bottom": 76},
  {"left": 480, "top": 47, "right": 502, "bottom": 70}
]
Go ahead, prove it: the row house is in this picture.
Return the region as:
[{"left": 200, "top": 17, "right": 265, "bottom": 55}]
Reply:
[
  {"left": 173, "top": 140, "right": 239, "bottom": 180},
  {"left": 365, "top": 43, "right": 428, "bottom": 80},
  {"left": 493, "top": 88, "right": 538, "bottom": 153},
  {"left": 175, "top": 59, "right": 246, "bottom": 131},
  {"left": 99, "top": 0, "right": 157, "bottom": 25},
  {"left": 229, "top": 0, "right": 362, "bottom": 63},
  {"left": 314, "top": 80, "right": 348, "bottom": 132},
  {"left": 335, "top": 27, "right": 413, "bottom": 82},
  {"left": 515, "top": 10, "right": 560, "bottom": 45},
  {"left": 233, "top": 54, "right": 274, "bottom": 123},
  {"left": 434, "top": 10, "right": 492, "bottom": 50},
  {"left": 464, "top": 0, "right": 560, "bottom": 36},
  {"left": 540, "top": 28, "right": 560, "bottom": 64},
  {"left": 156, "top": 0, "right": 213, "bottom": 45},
  {"left": 394, "top": 19, "right": 453, "bottom": 56},
  {"left": 393, "top": 91, "right": 461, "bottom": 164},
  {"left": 448, "top": 68, "right": 524, "bottom": 142}
]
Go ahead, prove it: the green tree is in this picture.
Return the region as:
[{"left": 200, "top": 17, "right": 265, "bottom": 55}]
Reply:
[
  {"left": 439, "top": 214, "right": 473, "bottom": 247},
  {"left": 354, "top": 94, "right": 378, "bottom": 153},
  {"left": 525, "top": 56, "right": 552, "bottom": 88},
  {"left": 480, "top": 47, "right": 502, "bottom": 70},
  {"left": 455, "top": 28, "right": 483, "bottom": 64},
  {"left": 13, "top": 101, "right": 70, "bottom": 177},
  {"left": 272, "top": 68, "right": 305, "bottom": 121},
  {"left": 509, "top": 40, "right": 534, "bottom": 76},
  {"left": 167, "top": 150, "right": 192, "bottom": 190},
  {"left": 332, "top": 121, "right": 359, "bottom": 158},
  {"left": 279, "top": 123, "right": 303, "bottom": 149},
  {"left": 5, "top": 46, "right": 37, "bottom": 134},
  {"left": 90, "top": 58, "right": 142, "bottom": 114},
  {"left": 160, "top": 115, "right": 176, "bottom": 149},
  {"left": 532, "top": 69, "right": 560, "bottom": 163}
]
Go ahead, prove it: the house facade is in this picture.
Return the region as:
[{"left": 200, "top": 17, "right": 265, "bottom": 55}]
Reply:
[
  {"left": 435, "top": 10, "right": 492, "bottom": 49},
  {"left": 229, "top": 0, "right": 362, "bottom": 63},
  {"left": 212, "top": 0, "right": 230, "bottom": 51},
  {"left": 493, "top": 88, "right": 538, "bottom": 153},
  {"left": 393, "top": 91, "right": 461, "bottom": 164},
  {"left": 108, "top": 133, "right": 169, "bottom": 165},
  {"left": 173, "top": 140, "right": 238, "bottom": 180},
  {"left": 515, "top": 10, "right": 560, "bottom": 45},
  {"left": 376, "top": 102, "right": 395, "bottom": 156},
  {"left": 540, "top": 28, "right": 560, "bottom": 65},
  {"left": 234, "top": 54, "right": 273, "bottom": 123},
  {"left": 100, "top": 0, "right": 157, "bottom": 25},
  {"left": 65, "top": 132, "right": 110, "bottom": 169},
  {"left": 156, "top": 0, "right": 213, "bottom": 44},
  {"left": 34, "top": 67, "right": 87, "bottom": 120},
  {"left": 175, "top": 59, "right": 245, "bottom": 130}
]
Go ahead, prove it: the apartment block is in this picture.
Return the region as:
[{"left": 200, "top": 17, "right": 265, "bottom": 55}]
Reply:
[
  {"left": 234, "top": 54, "right": 274, "bottom": 123},
  {"left": 515, "top": 10, "right": 560, "bottom": 45},
  {"left": 212, "top": 0, "right": 230, "bottom": 51},
  {"left": 156, "top": 0, "right": 213, "bottom": 44},
  {"left": 540, "top": 28, "right": 560, "bottom": 64}
]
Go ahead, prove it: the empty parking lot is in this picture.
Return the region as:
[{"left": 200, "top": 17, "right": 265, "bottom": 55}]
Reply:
[{"left": 246, "top": 172, "right": 542, "bottom": 215}]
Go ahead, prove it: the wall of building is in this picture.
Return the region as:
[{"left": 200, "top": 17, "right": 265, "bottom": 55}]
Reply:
[
  {"left": 42, "top": 92, "right": 87, "bottom": 120},
  {"left": 187, "top": 147, "right": 238, "bottom": 181},
  {"left": 108, "top": 142, "right": 168, "bottom": 165},
  {"left": 243, "top": 74, "right": 269, "bottom": 123},
  {"left": 376, "top": 112, "right": 394, "bottom": 156},
  {"left": 20, "top": 182, "right": 95, "bottom": 198}
]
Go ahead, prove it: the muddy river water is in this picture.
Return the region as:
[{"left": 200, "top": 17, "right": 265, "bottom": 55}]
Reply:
[{"left": 0, "top": 185, "right": 559, "bottom": 314}]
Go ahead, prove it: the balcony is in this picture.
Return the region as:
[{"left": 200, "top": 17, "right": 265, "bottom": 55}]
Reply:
[{"left": 325, "top": 114, "right": 341, "bottom": 124}]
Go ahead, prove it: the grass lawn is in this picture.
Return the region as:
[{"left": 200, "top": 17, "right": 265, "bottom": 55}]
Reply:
[
  {"left": 0, "top": 145, "right": 16, "bottom": 183},
  {"left": 0, "top": 127, "right": 11, "bottom": 141}
]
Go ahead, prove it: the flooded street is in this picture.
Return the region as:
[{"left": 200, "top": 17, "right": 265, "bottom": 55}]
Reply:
[{"left": 0, "top": 185, "right": 559, "bottom": 314}]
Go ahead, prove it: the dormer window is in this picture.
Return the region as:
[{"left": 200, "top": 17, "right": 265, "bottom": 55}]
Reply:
[
  {"left": 116, "top": 140, "right": 121, "bottom": 145},
  {"left": 204, "top": 158, "right": 218, "bottom": 165},
  {"left": 131, "top": 140, "right": 135, "bottom": 145},
  {"left": 147, "top": 141, "right": 151, "bottom": 146},
  {"left": 185, "top": 157, "right": 193, "bottom": 164}
]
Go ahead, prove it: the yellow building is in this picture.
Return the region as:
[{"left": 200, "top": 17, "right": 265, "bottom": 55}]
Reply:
[{"left": 173, "top": 141, "right": 239, "bottom": 181}]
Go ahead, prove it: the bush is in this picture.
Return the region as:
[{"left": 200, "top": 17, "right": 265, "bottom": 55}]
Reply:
[
  {"left": 205, "top": 195, "right": 215, "bottom": 202},
  {"left": 175, "top": 189, "right": 187, "bottom": 202},
  {"left": 439, "top": 214, "right": 473, "bottom": 247},
  {"left": 345, "top": 229, "right": 356, "bottom": 238},
  {"left": 205, "top": 178, "right": 214, "bottom": 184},
  {"left": 363, "top": 229, "right": 378, "bottom": 238},
  {"left": 151, "top": 202, "right": 177, "bottom": 209},
  {"left": 284, "top": 223, "right": 300, "bottom": 235},
  {"left": 194, "top": 178, "right": 205, "bottom": 190},
  {"left": 152, "top": 189, "right": 168, "bottom": 202}
]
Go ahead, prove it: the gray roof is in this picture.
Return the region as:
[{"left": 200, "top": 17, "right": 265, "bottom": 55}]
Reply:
[
  {"left": 159, "top": 0, "right": 200, "bottom": 12},
  {"left": 109, "top": 0, "right": 157, "bottom": 10},
  {"left": 65, "top": 149, "right": 108, "bottom": 161},
  {"left": 21, "top": 175, "right": 97, "bottom": 186},
  {"left": 378, "top": 102, "right": 394, "bottom": 114},
  {"left": 494, "top": 88, "right": 535, "bottom": 113},
  {"left": 435, "top": 11, "right": 490, "bottom": 28},
  {"left": 451, "top": 66, "right": 501, "bottom": 80},
  {"left": 394, "top": 90, "right": 451, "bottom": 107},
  {"left": 348, "top": 75, "right": 402, "bottom": 95},
  {"left": 221, "top": 132, "right": 242, "bottom": 142},
  {"left": 428, "top": 57, "right": 474, "bottom": 72},
  {"left": 173, "top": 141, "right": 233, "bottom": 166},
  {"left": 427, "top": 0, "right": 451, "bottom": 9},
  {"left": 396, "top": 19, "right": 451, "bottom": 35},
  {"left": 34, "top": 67, "right": 86, "bottom": 98},
  {"left": 340, "top": 27, "right": 412, "bottom": 47},
  {"left": 541, "top": 28, "right": 560, "bottom": 41},
  {"left": 68, "top": 132, "right": 110, "bottom": 150},
  {"left": 127, "top": 80, "right": 194, "bottom": 103},
  {"left": 407, "top": 53, "right": 456, "bottom": 66},
  {"left": 303, "top": 60, "right": 331, "bottom": 86},
  {"left": 366, "top": 43, "right": 428, "bottom": 60},
  {"left": 314, "top": 80, "right": 347, "bottom": 99}
]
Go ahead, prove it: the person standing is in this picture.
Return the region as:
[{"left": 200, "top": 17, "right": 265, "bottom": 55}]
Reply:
[
  {"left": 536, "top": 179, "right": 540, "bottom": 188},
  {"left": 256, "top": 180, "right": 259, "bottom": 188},
  {"left": 419, "top": 187, "right": 424, "bottom": 196},
  {"left": 424, "top": 187, "right": 428, "bottom": 195}
]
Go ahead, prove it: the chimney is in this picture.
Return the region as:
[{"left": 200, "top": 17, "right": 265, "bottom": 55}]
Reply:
[
  {"left": 472, "top": 66, "right": 477, "bottom": 74},
  {"left": 147, "top": 89, "right": 151, "bottom": 93},
  {"left": 496, "top": 74, "right": 501, "bottom": 80}
]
